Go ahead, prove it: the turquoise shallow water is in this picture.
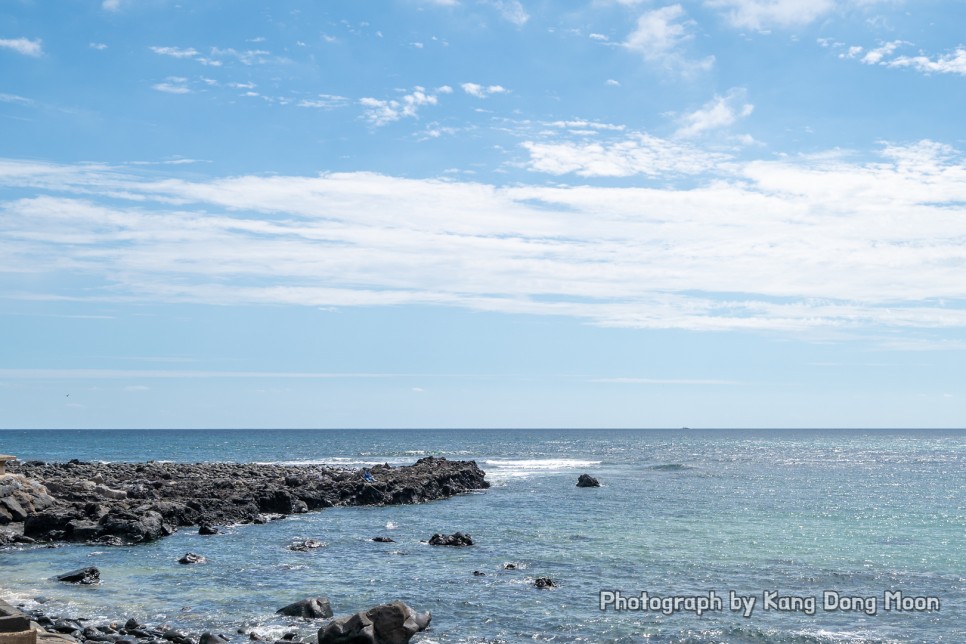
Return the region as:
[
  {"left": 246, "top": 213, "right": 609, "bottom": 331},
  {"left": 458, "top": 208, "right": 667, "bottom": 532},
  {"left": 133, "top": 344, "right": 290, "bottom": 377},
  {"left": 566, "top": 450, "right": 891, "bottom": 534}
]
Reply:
[{"left": 0, "top": 429, "right": 963, "bottom": 643}]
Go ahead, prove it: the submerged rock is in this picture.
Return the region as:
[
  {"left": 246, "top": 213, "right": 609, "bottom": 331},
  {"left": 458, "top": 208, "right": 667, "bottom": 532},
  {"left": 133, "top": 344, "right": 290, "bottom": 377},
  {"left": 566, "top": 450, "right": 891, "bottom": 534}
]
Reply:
[
  {"left": 318, "top": 601, "right": 430, "bottom": 644},
  {"left": 287, "top": 539, "right": 324, "bottom": 552},
  {"left": 534, "top": 577, "right": 556, "bottom": 589},
  {"left": 371, "top": 536, "right": 395, "bottom": 543},
  {"left": 576, "top": 474, "right": 600, "bottom": 488},
  {"left": 428, "top": 532, "right": 473, "bottom": 547},
  {"left": 276, "top": 597, "right": 333, "bottom": 619}
]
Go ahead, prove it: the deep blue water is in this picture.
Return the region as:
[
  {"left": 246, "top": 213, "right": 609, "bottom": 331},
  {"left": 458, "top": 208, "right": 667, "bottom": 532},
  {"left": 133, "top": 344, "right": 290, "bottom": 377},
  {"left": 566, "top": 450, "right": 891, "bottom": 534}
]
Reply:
[{"left": 0, "top": 429, "right": 963, "bottom": 643}]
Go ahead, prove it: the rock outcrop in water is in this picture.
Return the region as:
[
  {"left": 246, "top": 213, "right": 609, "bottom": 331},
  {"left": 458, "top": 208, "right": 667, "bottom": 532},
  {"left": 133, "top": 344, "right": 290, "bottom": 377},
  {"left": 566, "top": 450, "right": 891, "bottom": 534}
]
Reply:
[
  {"left": 575, "top": 473, "right": 600, "bottom": 488},
  {"left": 318, "top": 601, "right": 430, "bottom": 644},
  {"left": 2, "top": 457, "right": 487, "bottom": 545}
]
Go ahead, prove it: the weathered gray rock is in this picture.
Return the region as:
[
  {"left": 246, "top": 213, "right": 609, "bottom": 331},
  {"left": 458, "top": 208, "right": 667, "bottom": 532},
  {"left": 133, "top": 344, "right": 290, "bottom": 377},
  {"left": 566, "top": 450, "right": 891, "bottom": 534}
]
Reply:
[
  {"left": 576, "top": 474, "right": 600, "bottom": 488},
  {"left": 276, "top": 597, "right": 333, "bottom": 619},
  {"left": 318, "top": 601, "right": 430, "bottom": 644}
]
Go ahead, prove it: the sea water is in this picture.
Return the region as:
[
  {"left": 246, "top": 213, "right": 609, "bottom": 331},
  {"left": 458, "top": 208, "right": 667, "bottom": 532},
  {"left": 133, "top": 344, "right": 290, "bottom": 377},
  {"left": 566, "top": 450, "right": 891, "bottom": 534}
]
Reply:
[{"left": 0, "top": 429, "right": 963, "bottom": 643}]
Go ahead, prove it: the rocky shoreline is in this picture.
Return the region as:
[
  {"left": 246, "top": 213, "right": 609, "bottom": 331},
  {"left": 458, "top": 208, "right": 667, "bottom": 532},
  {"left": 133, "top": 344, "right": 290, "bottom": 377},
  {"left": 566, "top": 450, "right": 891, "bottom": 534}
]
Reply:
[
  {"left": 0, "top": 457, "right": 489, "bottom": 644},
  {"left": 0, "top": 457, "right": 488, "bottom": 545}
]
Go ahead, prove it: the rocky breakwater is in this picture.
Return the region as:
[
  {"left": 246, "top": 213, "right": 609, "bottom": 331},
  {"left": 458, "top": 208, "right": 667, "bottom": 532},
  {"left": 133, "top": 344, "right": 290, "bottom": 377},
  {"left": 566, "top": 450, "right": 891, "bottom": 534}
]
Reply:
[{"left": 4, "top": 457, "right": 488, "bottom": 545}]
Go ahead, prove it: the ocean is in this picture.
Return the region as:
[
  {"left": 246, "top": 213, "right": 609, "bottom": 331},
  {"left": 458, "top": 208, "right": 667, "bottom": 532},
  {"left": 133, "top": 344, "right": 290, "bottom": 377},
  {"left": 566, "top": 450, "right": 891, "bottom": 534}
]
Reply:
[{"left": 0, "top": 429, "right": 963, "bottom": 643}]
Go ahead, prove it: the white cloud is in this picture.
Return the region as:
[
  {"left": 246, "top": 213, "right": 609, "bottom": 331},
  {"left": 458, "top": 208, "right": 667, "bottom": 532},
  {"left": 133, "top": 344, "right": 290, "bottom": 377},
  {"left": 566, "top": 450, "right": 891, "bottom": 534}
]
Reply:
[
  {"left": 2, "top": 141, "right": 966, "bottom": 334},
  {"left": 487, "top": 0, "right": 529, "bottom": 25},
  {"left": 605, "top": 79, "right": 621, "bottom": 86},
  {"left": 0, "top": 38, "right": 43, "bottom": 57},
  {"left": 297, "top": 94, "right": 349, "bottom": 109},
  {"left": 844, "top": 40, "right": 966, "bottom": 76},
  {"left": 0, "top": 93, "right": 33, "bottom": 105},
  {"left": 359, "top": 86, "right": 442, "bottom": 126},
  {"left": 102, "top": 0, "right": 121, "bottom": 10},
  {"left": 705, "top": 0, "right": 836, "bottom": 31},
  {"left": 523, "top": 133, "right": 728, "bottom": 176},
  {"left": 675, "top": 88, "right": 754, "bottom": 138},
  {"left": 460, "top": 83, "right": 509, "bottom": 98},
  {"left": 150, "top": 46, "right": 200, "bottom": 59},
  {"left": 883, "top": 47, "right": 966, "bottom": 76},
  {"left": 152, "top": 77, "right": 191, "bottom": 94},
  {"left": 90, "top": 42, "right": 109, "bottom": 50},
  {"left": 623, "top": 5, "right": 714, "bottom": 73}
]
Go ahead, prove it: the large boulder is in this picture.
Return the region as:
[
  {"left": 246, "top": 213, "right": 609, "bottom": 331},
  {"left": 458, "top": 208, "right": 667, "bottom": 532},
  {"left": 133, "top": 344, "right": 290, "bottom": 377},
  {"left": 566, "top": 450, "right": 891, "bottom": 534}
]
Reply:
[
  {"left": 318, "top": 601, "right": 430, "bottom": 644},
  {"left": 98, "top": 509, "right": 173, "bottom": 543},
  {"left": 576, "top": 474, "right": 600, "bottom": 488},
  {"left": 0, "top": 474, "right": 59, "bottom": 524},
  {"left": 276, "top": 597, "right": 333, "bottom": 619}
]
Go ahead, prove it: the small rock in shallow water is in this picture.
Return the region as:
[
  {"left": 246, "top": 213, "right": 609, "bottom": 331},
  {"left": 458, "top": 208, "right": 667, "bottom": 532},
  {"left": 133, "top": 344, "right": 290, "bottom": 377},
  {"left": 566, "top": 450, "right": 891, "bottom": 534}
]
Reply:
[
  {"left": 178, "top": 552, "right": 206, "bottom": 565},
  {"left": 472, "top": 570, "right": 486, "bottom": 576},
  {"left": 287, "top": 539, "right": 324, "bottom": 552},
  {"left": 534, "top": 577, "right": 556, "bottom": 589},
  {"left": 198, "top": 524, "right": 219, "bottom": 536},
  {"left": 275, "top": 597, "right": 332, "bottom": 619},
  {"left": 371, "top": 536, "right": 395, "bottom": 543},
  {"left": 56, "top": 566, "right": 100, "bottom": 584},
  {"left": 428, "top": 532, "right": 473, "bottom": 546},
  {"left": 199, "top": 633, "right": 229, "bottom": 644}
]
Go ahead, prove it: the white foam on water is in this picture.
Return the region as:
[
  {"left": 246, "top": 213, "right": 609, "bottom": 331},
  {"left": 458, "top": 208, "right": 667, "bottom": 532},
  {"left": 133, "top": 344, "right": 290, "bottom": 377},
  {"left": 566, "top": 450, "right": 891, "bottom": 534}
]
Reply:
[{"left": 482, "top": 458, "right": 602, "bottom": 482}]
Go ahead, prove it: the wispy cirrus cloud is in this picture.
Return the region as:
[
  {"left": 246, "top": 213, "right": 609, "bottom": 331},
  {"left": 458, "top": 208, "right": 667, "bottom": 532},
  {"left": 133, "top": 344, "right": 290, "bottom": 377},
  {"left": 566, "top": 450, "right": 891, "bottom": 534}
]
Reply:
[
  {"left": 705, "top": 0, "right": 835, "bottom": 31},
  {"left": 623, "top": 5, "right": 714, "bottom": 73},
  {"left": 522, "top": 132, "right": 729, "bottom": 177},
  {"left": 2, "top": 139, "right": 965, "bottom": 336},
  {"left": 841, "top": 40, "right": 966, "bottom": 76},
  {"left": 460, "top": 82, "right": 508, "bottom": 98},
  {"left": 0, "top": 37, "right": 43, "bottom": 57},
  {"left": 152, "top": 77, "right": 191, "bottom": 94},
  {"left": 674, "top": 88, "right": 754, "bottom": 138}
]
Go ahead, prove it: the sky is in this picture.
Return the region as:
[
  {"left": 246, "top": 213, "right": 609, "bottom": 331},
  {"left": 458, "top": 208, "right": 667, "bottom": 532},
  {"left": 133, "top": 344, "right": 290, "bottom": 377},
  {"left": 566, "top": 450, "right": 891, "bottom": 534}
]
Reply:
[{"left": 1, "top": 0, "right": 965, "bottom": 429}]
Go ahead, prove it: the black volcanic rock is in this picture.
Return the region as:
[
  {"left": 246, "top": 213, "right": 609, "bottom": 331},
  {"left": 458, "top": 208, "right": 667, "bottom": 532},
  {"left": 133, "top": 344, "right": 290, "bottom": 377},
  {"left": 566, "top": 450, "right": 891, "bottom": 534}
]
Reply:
[
  {"left": 318, "top": 601, "right": 430, "bottom": 644},
  {"left": 276, "top": 597, "right": 333, "bottom": 619},
  {"left": 428, "top": 532, "right": 473, "bottom": 547},
  {"left": 178, "top": 552, "right": 207, "bottom": 564},
  {"left": 576, "top": 474, "right": 600, "bottom": 488},
  {"left": 56, "top": 566, "right": 100, "bottom": 584},
  {"left": 11, "top": 457, "right": 488, "bottom": 545}
]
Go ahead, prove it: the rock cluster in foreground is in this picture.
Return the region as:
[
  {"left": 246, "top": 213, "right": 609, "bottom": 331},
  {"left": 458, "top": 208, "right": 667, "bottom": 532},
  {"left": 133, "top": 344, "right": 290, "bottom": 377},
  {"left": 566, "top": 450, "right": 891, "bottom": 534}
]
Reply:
[
  {"left": 2, "top": 597, "right": 430, "bottom": 644},
  {"left": 0, "top": 457, "right": 488, "bottom": 545}
]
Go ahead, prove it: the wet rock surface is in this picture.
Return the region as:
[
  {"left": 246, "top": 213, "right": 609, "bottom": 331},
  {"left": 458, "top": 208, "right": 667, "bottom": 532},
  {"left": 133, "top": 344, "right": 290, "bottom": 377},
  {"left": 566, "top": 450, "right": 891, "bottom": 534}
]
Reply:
[
  {"left": 318, "top": 601, "right": 430, "bottom": 644},
  {"left": 428, "top": 532, "right": 473, "bottom": 547},
  {"left": 575, "top": 473, "right": 600, "bottom": 488},
  {"left": 3, "top": 457, "right": 488, "bottom": 545}
]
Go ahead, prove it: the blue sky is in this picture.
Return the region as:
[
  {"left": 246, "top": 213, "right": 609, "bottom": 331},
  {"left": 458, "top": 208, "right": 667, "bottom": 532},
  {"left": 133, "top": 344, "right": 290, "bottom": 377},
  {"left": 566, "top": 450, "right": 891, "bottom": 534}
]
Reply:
[{"left": 1, "top": 0, "right": 965, "bottom": 428}]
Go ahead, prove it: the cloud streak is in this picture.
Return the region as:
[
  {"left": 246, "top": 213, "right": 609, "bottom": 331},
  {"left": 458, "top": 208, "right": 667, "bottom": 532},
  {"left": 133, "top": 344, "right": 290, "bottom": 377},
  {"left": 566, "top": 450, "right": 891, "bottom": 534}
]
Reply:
[
  {"left": 1, "top": 140, "right": 965, "bottom": 335},
  {"left": 0, "top": 37, "right": 43, "bottom": 57}
]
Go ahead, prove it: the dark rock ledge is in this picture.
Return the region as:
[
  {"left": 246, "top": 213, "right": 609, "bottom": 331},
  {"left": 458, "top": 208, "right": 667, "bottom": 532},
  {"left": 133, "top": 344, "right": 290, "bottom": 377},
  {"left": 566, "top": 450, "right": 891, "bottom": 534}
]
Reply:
[{"left": 0, "top": 457, "right": 488, "bottom": 545}]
